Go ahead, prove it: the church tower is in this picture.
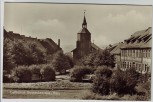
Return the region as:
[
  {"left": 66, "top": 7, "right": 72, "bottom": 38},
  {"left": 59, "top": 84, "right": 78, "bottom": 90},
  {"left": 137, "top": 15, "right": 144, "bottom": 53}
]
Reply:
[{"left": 72, "top": 11, "right": 91, "bottom": 61}]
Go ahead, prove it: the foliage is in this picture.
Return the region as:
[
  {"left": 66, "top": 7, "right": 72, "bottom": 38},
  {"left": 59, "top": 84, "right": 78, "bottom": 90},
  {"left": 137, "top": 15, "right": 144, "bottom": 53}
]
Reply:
[
  {"left": 81, "top": 52, "right": 97, "bottom": 67},
  {"left": 65, "top": 54, "right": 74, "bottom": 68},
  {"left": 40, "top": 65, "right": 55, "bottom": 81},
  {"left": 83, "top": 92, "right": 150, "bottom": 101},
  {"left": 110, "top": 68, "right": 139, "bottom": 95},
  {"left": 138, "top": 73, "right": 151, "bottom": 83},
  {"left": 70, "top": 66, "right": 94, "bottom": 82},
  {"left": 95, "top": 66, "right": 113, "bottom": 78},
  {"left": 12, "top": 66, "right": 32, "bottom": 83},
  {"left": 52, "top": 51, "right": 71, "bottom": 74},
  {"left": 95, "top": 49, "right": 115, "bottom": 67},
  {"left": 92, "top": 66, "right": 113, "bottom": 95},
  {"left": 81, "top": 49, "right": 115, "bottom": 68},
  {"left": 3, "top": 38, "right": 15, "bottom": 73},
  {"left": 29, "top": 65, "right": 42, "bottom": 81},
  {"left": 10, "top": 40, "right": 47, "bottom": 66},
  {"left": 11, "top": 41, "right": 30, "bottom": 65},
  {"left": 28, "top": 43, "right": 47, "bottom": 64}
]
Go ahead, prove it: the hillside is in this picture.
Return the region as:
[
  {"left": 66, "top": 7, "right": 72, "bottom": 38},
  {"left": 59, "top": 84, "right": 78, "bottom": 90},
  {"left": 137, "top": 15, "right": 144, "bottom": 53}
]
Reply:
[{"left": 4, "top": 29, "right": 62, "bottom": 55}]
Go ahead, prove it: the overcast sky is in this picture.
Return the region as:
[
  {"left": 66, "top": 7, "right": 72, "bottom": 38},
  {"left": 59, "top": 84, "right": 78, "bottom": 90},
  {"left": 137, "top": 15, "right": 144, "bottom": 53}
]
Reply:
[{"left": 4, "top": 3, "right": 152, "bottom": 52}]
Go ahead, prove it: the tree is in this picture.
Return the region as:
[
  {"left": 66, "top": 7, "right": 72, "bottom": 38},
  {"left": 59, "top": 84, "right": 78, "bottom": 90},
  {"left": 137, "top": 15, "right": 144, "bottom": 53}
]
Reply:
[
  {"left": 29, "top": 43, "right": 47, "bottom": 64},
  {"left": 110, "top": 67, "right": 139, "bottom": 95},
  {"left": 94, "top": 49, "right": 115, "bottom": 67},
  {"left": 81, "top": 49, "right": 115, "bottom": 68},
  {"left": 65, "top": 53, "right": 74, "bottom": 68},
  {"left": 11, "top": 41, "right": 31, "bottom": 65},
  {"left": 92, "top": 66, "right": 113, "bottom": 95},
  {"left": 11, "top": 41, "right": 47, "bottom": 66},
  {"left": 3, "top": 38, "right": 15, "bottom": 73},
  {"left": 52, "top": 51, "right": 71, "bottom": 74},
  {"left": 81, "top": 52, "right": 97, "bottom": 67}
]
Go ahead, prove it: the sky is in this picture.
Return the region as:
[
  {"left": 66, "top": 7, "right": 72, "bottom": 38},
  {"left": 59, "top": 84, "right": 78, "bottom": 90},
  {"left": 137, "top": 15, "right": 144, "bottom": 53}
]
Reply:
[{"left": 4, "top": 3, "right": 152, "bottom": 52}]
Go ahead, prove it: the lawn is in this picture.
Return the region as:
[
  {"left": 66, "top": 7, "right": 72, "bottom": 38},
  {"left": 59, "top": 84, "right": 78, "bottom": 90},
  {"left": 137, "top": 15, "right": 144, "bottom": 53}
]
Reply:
[
  {"left": 3, "top": 80, "right": 92, "bottom": 90},
  {"left": 3, "top": 74, "right": 92, "bottom": 99}
]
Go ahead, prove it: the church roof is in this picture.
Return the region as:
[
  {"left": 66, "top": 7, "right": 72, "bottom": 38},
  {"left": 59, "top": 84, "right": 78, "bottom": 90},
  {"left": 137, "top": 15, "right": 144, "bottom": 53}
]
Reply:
[
  {"left": 78, "top": 28, "right": 91, "bottom": 34},
  {"left": 71, "top": 43, "right": 102, "bottom": 52},
  {"left": 82, "top": 16, "right": 87, "bottom": 25},
  {"left": 91, "top": 43, "right": 102, "bottom": 51}
]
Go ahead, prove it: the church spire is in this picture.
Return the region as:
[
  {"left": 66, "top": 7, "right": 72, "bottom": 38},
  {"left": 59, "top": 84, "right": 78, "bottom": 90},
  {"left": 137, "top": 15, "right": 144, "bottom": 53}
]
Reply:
[{"left": 82, "top": 10, "right": 87, "bottom": 28}]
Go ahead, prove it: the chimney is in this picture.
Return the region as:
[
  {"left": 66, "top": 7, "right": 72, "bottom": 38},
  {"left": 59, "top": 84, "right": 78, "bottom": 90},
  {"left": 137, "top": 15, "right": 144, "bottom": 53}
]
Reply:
[{"left": 58, "top": 39, "right": 60, "bottom": 47}]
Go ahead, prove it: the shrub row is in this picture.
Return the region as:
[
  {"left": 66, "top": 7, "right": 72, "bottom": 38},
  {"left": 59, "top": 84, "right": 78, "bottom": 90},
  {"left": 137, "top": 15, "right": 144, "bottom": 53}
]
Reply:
[{"left": 4, "top": 64, "right": 55, "bottom": 83}]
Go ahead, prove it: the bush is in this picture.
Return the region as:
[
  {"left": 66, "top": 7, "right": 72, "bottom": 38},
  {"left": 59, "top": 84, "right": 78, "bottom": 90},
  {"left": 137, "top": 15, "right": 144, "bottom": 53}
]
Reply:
[
  {"left": 70, "top": 66, "right": 93, "bottom": 82},
  {"left": 52, "top": 51, "right": 71, "bottom": 74},
  {"left": 40, "top": 65, "right": 55, "bottom": 81},
  {"left": 92, "top": 66, "right": 113, "bottom": 95},
  {"left": 94, "top": 66, "right": 113, "bottom": 78},
  {"left": 110, "top": 68, "right": 139, "bottom": 95},
  {"left": 29, "top": 65, "right": 42, "bottom": 82},
  {"left": 12, "top": 66, "right": 32, "bottom": 83},
  {"left": 138, "top": 73, "right": 150, "bottom": 83}
]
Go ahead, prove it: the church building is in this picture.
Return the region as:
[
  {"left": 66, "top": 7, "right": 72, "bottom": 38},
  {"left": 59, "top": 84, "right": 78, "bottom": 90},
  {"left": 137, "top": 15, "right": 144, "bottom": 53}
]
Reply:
[{"left": 72, "top": 12, "right": 102, "bottom": 62}]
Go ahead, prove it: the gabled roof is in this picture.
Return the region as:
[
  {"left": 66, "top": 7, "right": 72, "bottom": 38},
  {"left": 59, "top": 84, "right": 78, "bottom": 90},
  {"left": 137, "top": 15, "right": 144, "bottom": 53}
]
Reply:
[
  {"left": 122, "top": 27, "right": 152, "bottom": 49},
  {"left": 91, "top": 43, "right": 102, "bottom": 51},
  {"left": 71, "top": 43, "right": 102, "bottom": 52},
  {"left": 78, "top": 28, "right": 91, "bottom": 34},
  {"left": 110, "top": 43, "right": 123, "bottom": 55}
]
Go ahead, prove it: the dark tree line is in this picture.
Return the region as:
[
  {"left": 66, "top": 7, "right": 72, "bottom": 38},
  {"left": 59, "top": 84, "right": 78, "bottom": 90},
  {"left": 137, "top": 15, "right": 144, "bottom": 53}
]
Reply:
[{"left": 3, "top": 38, "right": 47, "bottom": 73}]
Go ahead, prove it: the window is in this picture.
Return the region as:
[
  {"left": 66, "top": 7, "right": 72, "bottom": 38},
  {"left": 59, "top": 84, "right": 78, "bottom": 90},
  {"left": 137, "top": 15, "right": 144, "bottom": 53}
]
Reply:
[
  {"left": 139, "top": 64, "right": 141, "bottom": 72},
  {"left": 145, "top": 64, "right": 148, "bottom": 72},
  {"left": 138, "top": 50, "right": 140, "bottom": 58},
  {"left": 139, "top": 50, "right": 142, "bottom": 58},
  {"left": 148, "top": 50, "right": 151, "bottom": 58},
  {"left": 133, "top": 50, "right": 135, "bottom": 57},
  {"left": 127, "top": 62, "right": 129, "bottom": 69},
  {"left": 129, "top": 62, "right": 131, "bottom": 68},
  {"left": 136, "top": 50, "right": 138, "bottom": 57},
  {"left": 143, "top": 50, "right": 146, "bottom": 58},
  {"left": 121, "top": 50, "right": 123, "bottom": 56}
]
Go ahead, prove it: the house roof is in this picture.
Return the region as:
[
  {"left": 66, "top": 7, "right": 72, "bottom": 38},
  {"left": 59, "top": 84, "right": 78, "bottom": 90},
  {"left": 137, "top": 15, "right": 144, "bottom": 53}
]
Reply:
[
  {"left": 110, "top": 43, "right": 124, "bottom": 54},
  {"left": 121, "top": 27, "right": 152, "bottom": 49}
]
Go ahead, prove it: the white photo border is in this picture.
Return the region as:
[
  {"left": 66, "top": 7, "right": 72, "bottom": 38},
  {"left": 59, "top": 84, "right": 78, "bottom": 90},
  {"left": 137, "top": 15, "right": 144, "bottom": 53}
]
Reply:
[{"left": 0, "top": 0, "right": 153, "bottom": 102}]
